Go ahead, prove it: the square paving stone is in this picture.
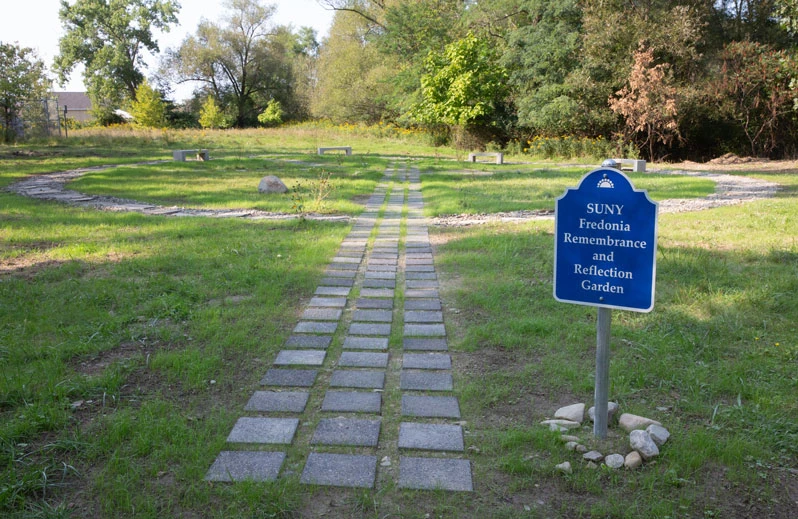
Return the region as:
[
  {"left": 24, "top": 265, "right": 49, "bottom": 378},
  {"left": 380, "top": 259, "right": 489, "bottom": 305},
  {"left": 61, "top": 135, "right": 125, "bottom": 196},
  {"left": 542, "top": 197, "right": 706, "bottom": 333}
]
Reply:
[
  {"left": 400, "top": 371, "right": 453, "bottom": 391},
  {"left": 399, "top": 423, "right": 464, "bottom": 452},
  {"left": 301, "top": 453, "right": 377, "bottom": 488},
  {"left": 285, "top": 335, "right": 332, "bottom": 349},
  {"left": 343, "top": 337, "right": 389, "bottom": 350},
  {"left": 205, "top": 451, "right": 285, "bottom": 482},
  {"left": 353, "top": 309, "right": 393, "bottom": 322},
  {"left": 404, "top": 299, "right": 442, "bottom": 311},
  {"left": 399, "top": 457, "right": 472, "bottom": 492},
  {"left": 339, "top": 352, "right": 389, "bottom": 368},
  {"left": 320, "top": 278, "right": 354, "bottom": 287},
  {"left": 356, "top": 298, "right": 393, "bottom": 309},
  {"left": 309, "top": 297, "right": 347, "bottom": 307},
  {"left": 404, "top": 324, "right": 446, "bottom": 337},
  {"left": 407, "top": 280, "right": 439, "bottom": 289},
  {"left": 294, "top": 321, "right": 338, "bottom": 334},
  {"left": 401, "top": 395, "right": 461, "bottom": 418},
  {"left": 403, "top": 353, "right": 451, "bottom": 370},
  {"left": 315, "top": 287, "right": 351, "bottom": 296},
  {"left": 403, "top": 338, "right": 448, "bottom": 351},
  {"left": 406, "top": 272, "right": 437, "bottom": 280},
  {"left": 244, "top": 391, "right": 310, "bottom": 412},
  {"left": 405, "top": 289, "right": 439, "bottom": 299},
  {"left": 322, "top": 391, "right": 381, "bottom": 413},
  {"left": 274, "top": 350, "right": 326, "bottom": 366},
  {"left": 360, "top": 288, "right": 394, "bottom": 298},
  {"left": 404, "top": 311, "right": 443, "bottom": 323},
  {"left": 302, "top": 308, "right": 343, "bottom": 321},
  {"left": 364, "top": 279, "right": 396, "bottom": 289},
  {"left": 226, "top": 417, "right": 299, "bottom": 444},
  {"left": 311, "top": 418, "right": 381, "bottom": 447},
  {"left": 330, "top": 370, "right": 385, "bottom": 389},
  {"left": 350, "top": 323, "right": 392, "bottom": 336},
  {"left": 260, "top": 369, "right": 318, "bottom": 387}
]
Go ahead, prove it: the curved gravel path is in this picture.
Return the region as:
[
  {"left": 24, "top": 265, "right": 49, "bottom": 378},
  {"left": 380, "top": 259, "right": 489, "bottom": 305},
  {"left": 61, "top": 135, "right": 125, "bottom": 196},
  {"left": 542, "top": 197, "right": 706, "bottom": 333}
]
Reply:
[{"left": 5, "top": 163, "right": 780, "bottom": 226}]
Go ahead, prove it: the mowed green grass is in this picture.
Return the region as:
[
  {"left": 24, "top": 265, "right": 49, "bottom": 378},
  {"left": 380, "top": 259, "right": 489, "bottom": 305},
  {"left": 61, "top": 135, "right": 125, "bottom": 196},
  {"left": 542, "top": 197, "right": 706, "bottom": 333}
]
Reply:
[{"left": 1, "top": 130, "right": 796, "bottom": 518}]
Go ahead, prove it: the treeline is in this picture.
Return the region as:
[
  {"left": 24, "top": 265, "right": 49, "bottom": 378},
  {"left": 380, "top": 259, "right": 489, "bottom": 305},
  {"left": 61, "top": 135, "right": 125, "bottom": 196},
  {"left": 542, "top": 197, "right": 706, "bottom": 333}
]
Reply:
[{"left": 28, "top": 0, "right": 798, "bottom": 160}]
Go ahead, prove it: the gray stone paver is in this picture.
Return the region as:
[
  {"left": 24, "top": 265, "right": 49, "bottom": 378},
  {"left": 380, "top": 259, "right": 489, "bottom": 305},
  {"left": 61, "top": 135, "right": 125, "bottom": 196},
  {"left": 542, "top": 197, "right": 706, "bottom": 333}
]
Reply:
[
  {"left": 406, "top": 265, "right": 435, "bottom": 272},
  {"left": 365, "top": 271, "right": 396, "bottom": 279},
  {"left": 294, "top": 321, "right": 338, "bottom": 334},
  {"left": 399, "top": 457, "right": 472, "bottom": 491},
  {"left": 330, "top": 370, "right": 385, "bottom": 389},
  {"left": 301, "top": 453, "right": 377, "bottom": 488},
  {"left": 406, "top": 272, "right": 437, "bottom": 280},
  {"left": 401, "top": 371, "right": 453, "bottom": 391},
  {"left": 401, "top": 395, "right": 461, "bottom": 418},
  {"left": 404, "top": 311, "right": 443, "bottom": 323},
  {"left": 360, "top": 288, "right": 394, "bottom": 298},
  {"left": 353, "top": 309, "right": 393, "bottom": 322},
  {"left": 274, "top": 349, "right": 326, "bottom": 366},
  {"left": 244, "top": 391, "right": 310, "bottom": 412},
  {"left": 407, "top": 280, "right": 439, "bottom": 289},
  {"left": 399, "top": 423, "right": 464, "bottom": 452},
  {"left": 205, "top": 451, "right": 285, "bottom": 482},
  {"left": 339, "top": 352, "right": 389, "bottom": 368},
  {"left": 349, "top": 323, "right": 392, "bottom": 336},
  {"left": 404, "top": 324, "right": 446, "bottom": 337},
  {"left": 405, "top": 289, "right": 440, "bottom": 298},
  {"left": 260, "top": 369, "right": 317, "bottom": 387},
  {"left": 321, "top": 391, "right": 381, "bottom": 413},
  {"left": 356, "top": 298, "right": 393, "bottom": 309},
  {"left": 404, "top": 299, "right": 442, "bottom": 311},
  {"left": 403, "top": 353, "right": 451, "bottom": 370},
  {"left": 404, "top": 338, "right": 448, "bottom": 351},
  {"left": 226, "top": 417, "right": 299, "bottom": 444},
  {"left": 363, "top": 279, "right": 396, "bottom": 289},
  {"left": 309, "top": 296, "right": 347, "bottom": 307},
  {"left": 320, "top": 277, "right": 354, "bottom": 287},
  {"left": 302, "top": 308, "right": 343, "bottom": 321},
  {"left": 285, "top": 335, "right": 332, "bottom": 349},
  {"left": 343, "top": 336, "right": 389, "bottom": 350},
  {"left": 324, "top": 270, "right": 357, "bottom": 278},
  {"left": 315, "top": 287, "right": 350, "bottom": 296},
  {"left": 311, "top": 418, "right": 381, "bottom": 447}
]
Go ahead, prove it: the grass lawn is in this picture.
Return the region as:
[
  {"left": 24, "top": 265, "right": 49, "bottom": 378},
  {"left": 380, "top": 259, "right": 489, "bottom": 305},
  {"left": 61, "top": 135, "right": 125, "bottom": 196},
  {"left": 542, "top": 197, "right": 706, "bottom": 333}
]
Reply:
[{"left": 1, "top": 128, "right": 796, "bottom": 518}]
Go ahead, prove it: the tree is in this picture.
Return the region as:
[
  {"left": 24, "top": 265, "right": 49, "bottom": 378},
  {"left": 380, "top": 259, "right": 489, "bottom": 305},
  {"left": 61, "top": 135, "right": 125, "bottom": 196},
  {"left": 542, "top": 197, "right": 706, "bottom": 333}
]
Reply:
[
  {"left": 128, "top": 79, "right": 167, "bottom": 128},
  {"left": 610, "top": 43, "right": 681, "bottom": 161},
  {"left": 257, "top": 99, "right": 284, "bottom": 127},
  {"left": 198, "top": 96, "right": 227, "bottom": 129},
  {"left": 0, "top": 42, "right": 51, "bottom": 143},
  {"left": 54, "top": 0, "right": 180, "bottom": 123}
]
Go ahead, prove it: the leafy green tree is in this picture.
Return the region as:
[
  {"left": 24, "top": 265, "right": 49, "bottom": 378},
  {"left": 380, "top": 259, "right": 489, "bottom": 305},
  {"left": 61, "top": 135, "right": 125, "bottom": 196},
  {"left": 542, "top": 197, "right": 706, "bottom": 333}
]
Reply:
[
  {"left": 198, "top": 96, "right": 227, "bottom": 129},
  {"left": 257, "top": 99, "right": 284, "bottom": 127},
  {"left": 54, "top": 0, "right": 180, "bottom": 124},
  {"left": 0, "top": 42, "right": 51, "bottom": 142},
  {"left": 410, "top": 33, "right": 509, "bottom": 144},
  {"left": 128, "top": 80, "right": 167, "bottom": 128}
]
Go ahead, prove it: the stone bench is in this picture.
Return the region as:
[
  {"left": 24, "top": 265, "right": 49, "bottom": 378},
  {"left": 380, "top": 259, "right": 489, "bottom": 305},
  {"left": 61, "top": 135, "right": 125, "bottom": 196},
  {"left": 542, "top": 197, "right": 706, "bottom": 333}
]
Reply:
[
  {"left": 317, "top": 146, "right": 352, "bottom": 156},
  {"left": 612, "top": 158, "right": 646, "bottom": 172},
  {"left": 468, "top": 152, "right": 504, "bottom": 165},
  {"left": 173, "top": 149, "right": 209, "bottom": 161}
]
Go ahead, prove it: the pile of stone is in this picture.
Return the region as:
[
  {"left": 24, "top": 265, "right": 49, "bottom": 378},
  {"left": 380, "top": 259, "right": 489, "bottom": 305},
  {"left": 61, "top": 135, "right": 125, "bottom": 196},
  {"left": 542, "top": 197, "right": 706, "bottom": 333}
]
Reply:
[{"left": 540, "top": 403, "right": 670, "bottom": 473}]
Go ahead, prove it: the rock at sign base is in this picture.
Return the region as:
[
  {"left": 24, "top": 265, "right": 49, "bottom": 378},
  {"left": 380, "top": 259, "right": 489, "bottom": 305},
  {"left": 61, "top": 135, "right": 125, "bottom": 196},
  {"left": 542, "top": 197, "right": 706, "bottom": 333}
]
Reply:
[
  {"left": 555, "top": 461, "right": 572, "bottom": 474},
  {"left": 604, "top": 454, "right": 625, "bottom": 469},
  {"left": 583, "top": 450, "right": 604, "bottom": 463},
  {"left": 560, "top": 435, "right": 580, "bottom": 443},
  {"left": 646, "top": 424, "right": 670, "bottom": 446},
  {"left": 629, "top": 430, "right": 659, "bottom": 460},
  {"left": 624, "top": 451, "right": 643, "bottom": 470},
  {"left": 540, "top": 419, "right": 580, "bottom": 430},
  {"left": 258, "top": 175, "right": 288, "bottom": 194},
  {"left": 555, "top": 403, "right": 585, "bottom": 424},
  {"left": 618, "top": 413, "right": 661, "bottom": 432},
  {"left": 588, "top": 402, "right": 620, "bottom": 422},
  {"left": 565, "top": 441, "right": 579, "bottom": 452}
]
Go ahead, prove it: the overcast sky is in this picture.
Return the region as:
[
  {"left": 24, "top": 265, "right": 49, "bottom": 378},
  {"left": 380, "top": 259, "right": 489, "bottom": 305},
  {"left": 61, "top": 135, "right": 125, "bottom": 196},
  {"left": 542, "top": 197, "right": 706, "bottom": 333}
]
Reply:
[{"left": 0, "top": 0, "right": 334, "bottom": 100}]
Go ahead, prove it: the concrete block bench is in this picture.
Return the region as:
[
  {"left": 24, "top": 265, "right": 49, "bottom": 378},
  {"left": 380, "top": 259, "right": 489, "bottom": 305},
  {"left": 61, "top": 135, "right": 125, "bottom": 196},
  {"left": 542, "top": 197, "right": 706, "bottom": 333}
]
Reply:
[
  {"left": 468, "top": 152, "right": 504, "bottom": 165},
  {"left": 173, "top": 149, "right": 209, "bottom": 161},
  {"left": 612, "top": 158, "right": 646, "bottom": 172},
  {"left": 318, "top": 146, "right": 352, "bottom": 156}
]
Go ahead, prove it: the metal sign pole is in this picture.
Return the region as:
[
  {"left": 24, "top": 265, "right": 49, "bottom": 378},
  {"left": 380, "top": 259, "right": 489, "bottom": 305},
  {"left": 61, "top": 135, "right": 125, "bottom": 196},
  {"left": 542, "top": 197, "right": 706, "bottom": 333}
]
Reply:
[{"left": 594, "top": 307, "right": 612, "bottom": 438}]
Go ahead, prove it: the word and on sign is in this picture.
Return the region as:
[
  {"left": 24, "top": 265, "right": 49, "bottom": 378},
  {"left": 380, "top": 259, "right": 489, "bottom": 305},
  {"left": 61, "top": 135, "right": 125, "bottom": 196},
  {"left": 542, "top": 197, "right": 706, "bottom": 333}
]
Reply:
[{"left": 554, "top": 168, "right": 658, "bottom": 312}]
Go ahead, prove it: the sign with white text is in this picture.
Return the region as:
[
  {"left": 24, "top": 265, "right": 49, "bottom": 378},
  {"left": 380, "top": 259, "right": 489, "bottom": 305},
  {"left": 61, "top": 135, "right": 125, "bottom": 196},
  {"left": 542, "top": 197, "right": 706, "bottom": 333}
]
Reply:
[{"left": 554, "top": 168, "right": 658, "bottom": 312}]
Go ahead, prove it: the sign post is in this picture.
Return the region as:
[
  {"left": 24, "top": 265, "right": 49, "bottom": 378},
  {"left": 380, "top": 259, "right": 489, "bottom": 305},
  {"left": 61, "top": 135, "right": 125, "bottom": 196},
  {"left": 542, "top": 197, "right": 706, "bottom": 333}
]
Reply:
[{"left": 553, "top": 166, "right": 658, "bottom": 438}]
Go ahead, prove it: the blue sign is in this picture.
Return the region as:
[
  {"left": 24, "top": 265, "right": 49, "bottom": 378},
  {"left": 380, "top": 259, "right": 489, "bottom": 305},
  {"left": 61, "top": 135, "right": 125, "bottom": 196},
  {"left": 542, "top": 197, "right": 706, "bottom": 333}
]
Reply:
[{"left": 554, "top": 168, "right": 658, "bottom": 312}]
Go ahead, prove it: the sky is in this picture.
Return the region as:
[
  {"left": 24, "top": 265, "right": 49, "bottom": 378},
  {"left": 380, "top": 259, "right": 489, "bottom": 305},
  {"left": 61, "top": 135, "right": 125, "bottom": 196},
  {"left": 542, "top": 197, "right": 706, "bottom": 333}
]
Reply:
[{"left": 0, "top": 0, "right": 335, "bottom": 100}]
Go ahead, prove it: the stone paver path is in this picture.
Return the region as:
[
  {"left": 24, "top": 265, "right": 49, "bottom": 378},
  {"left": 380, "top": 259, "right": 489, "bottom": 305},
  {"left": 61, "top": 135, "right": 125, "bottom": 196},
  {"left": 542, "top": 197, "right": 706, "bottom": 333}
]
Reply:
[{"left": 205, "top": 163, "right": 472, "bottom": 491}]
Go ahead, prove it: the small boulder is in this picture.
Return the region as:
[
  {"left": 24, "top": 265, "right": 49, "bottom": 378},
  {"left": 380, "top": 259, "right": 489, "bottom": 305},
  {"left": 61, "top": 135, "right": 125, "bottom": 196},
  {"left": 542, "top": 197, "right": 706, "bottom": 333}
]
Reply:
[
  {"left": 604, "top": 454, "right": 625, "bottom": 469},
  {"left": 624, "top": 451, "right": 643, "bottom": 470},
  {"left": 588, "top": 402, "right": 620, "bottom": 422},
  {"left": 555, "top": 403, "right": 585, "bottom": 424},
  {"left": 540, "top": 419, "right": 581, "bottom": 430},
  {"left": 629, "top": 430, "right": 659, "bottom": 460},
  {"left": 583, "top": 450, "right": 604, "bottom": 463},
  {"left": 646, "top": 424, "right": 670, "bottom": 446},
  {"left": 258, "top": 175, "right": 288, "bottom": 194},
  {"left": 575, "top": 444, "right": 588, "bottom": 453},
  {"left": 560, "top": 435, "right": 580, "bottom": 443},
  {"left": 619, "top": 413, "right": 661, "bottom": 432},
  {"left": 565, "top": 441, "right": 580, "bottom": 452},
  {"left": 555, "top": 461, "right": 572, "bottom": 474}
]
